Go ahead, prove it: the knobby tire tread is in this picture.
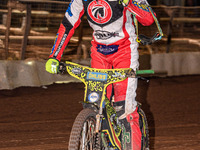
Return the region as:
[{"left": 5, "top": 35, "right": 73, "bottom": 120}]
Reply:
[
  {"left": 68, "top": 108, "right": 96, "bottom": 150},
  {"left": 139, "top": 108, "right": 150, "bottom": 150}
]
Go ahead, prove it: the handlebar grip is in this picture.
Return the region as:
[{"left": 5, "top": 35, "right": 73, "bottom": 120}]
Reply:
[{"left": 136, "top": 70, "right": 154, "bottom": 75}]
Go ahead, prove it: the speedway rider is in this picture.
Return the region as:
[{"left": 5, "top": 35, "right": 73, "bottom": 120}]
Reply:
[{"left": 46, "top": 0, "right": 156, "bottom": 149}]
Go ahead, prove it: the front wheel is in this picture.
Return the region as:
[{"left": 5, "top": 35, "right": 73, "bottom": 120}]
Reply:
[{"left": 68, "top": 108, "right": 101, "bottom": 150}]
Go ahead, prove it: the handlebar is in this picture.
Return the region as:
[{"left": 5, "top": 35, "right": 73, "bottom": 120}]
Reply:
[
  {"left": 58, "top": 62, "right": 66, "bottom": 73},
  {"left": 59, "top": 61, "right": 154, "bottom": 83}
]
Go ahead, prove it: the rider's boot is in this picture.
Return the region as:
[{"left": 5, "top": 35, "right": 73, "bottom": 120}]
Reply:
[{"left": 113, "top": 101, "right": 142, "bottom": 150}]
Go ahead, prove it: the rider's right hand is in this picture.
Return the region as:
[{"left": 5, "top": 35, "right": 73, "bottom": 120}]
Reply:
[{"left": 45, "top": 58, "right": 59, "bottom": 74}]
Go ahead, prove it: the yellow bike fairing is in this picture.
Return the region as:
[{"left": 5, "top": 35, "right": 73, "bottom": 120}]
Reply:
[{"left": 65, "top": 61, "right": 132, "bottom": 104}]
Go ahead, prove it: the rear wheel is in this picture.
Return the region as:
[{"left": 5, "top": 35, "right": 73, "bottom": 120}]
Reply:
[
  {"left": 68, "top": 108, "right": 103, "bottom": 150},
  {"left": 138, "top": 108, "right": 150, "bottom": 150}
]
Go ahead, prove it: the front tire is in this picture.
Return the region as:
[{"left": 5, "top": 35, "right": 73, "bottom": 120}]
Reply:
[{"left": 68, "top": 108, "right": 97, "bottom": 150}]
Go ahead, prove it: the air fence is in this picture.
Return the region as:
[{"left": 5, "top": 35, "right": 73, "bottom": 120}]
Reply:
[{"left": 0, "top": 1, "right": 200, "bottom": 89}]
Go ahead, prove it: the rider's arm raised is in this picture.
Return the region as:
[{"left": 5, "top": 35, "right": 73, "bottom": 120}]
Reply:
[
  {"left": 124, "top": 0, "right": 155, "bottom": 26},
  {"left": 49, "top": 0, "right": 85, "bottom": 61}
]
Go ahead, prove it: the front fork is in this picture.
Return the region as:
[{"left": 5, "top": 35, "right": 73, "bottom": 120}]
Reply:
[
  {"left": 95, "top": 113, "right": 103, "bottom": 133},
  {"left": 96, "top": 113, "right": 111, "bottom": 149},
  {"left": 95, "top": 103, "right": 104, "bottom": 133},
  {"left": 95, "top": 103, "right": 122, "bottom": 150}
]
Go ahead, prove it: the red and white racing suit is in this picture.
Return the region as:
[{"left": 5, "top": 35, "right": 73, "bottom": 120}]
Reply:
[{"left": 49, "top": 0, "right": 154, "bottom": 149}]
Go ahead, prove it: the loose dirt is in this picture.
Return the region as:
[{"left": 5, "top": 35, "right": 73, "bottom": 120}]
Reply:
[{"left": 0, "top": 75, "right": 200, "bottom": 150}]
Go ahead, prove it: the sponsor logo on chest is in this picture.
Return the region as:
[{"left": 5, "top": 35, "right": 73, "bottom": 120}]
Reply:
[
  {"left": 94, "top": 30, "right": 119, "bottom": 40},
  {"left": 87, "top": 0, "right": 112, "bottom": 24}
]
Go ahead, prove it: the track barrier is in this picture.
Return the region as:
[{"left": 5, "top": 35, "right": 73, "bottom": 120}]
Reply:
[{"left": 1, "top": 52, "right": 200, "bottom": 90}]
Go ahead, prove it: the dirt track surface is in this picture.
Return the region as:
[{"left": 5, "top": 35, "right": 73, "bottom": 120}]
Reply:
[{"left": 0, "top": 75, "right": 200, "bottom": 150}]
